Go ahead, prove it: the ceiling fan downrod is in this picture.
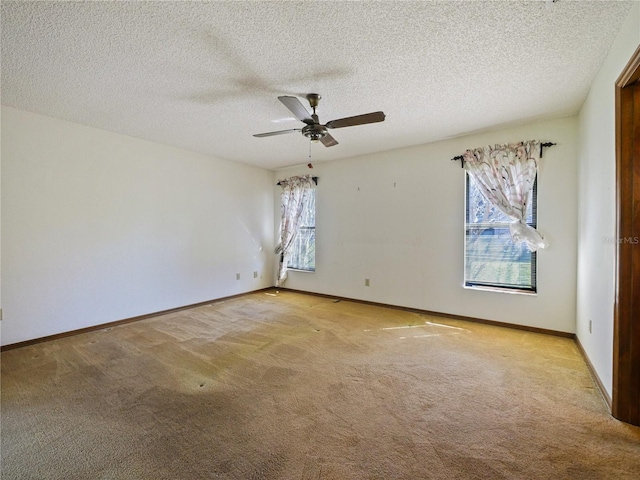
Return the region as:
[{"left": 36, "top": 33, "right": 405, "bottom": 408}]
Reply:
[{"left": 302, "top": 93, "right": 326, "bottom": 142}]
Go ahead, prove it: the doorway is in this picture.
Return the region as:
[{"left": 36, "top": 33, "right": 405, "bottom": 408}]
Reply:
[{"left": 613, "top": 45, "right": 640, "bottom": 426}]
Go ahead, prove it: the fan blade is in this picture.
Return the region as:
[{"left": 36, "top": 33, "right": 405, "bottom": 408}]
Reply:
[
  {"left": 320, "top": 133, "right": 338, "bottom": 147},
  {"left": 325, "top": 111, "right": 385, "bottom": 129},
  {"left": 253, "top": 129, "right": 301, "bottom": 138},
  {"left": 278, "top": 96, "right": 314, "bottom": 124}
]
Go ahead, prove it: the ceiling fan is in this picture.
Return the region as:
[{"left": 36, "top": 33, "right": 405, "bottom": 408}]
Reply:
[{"left": 253, "top": 94, "right": 385, "bottom": 147}]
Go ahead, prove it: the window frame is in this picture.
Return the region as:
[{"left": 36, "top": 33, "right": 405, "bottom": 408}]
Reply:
[
  {"left": 286, "top": 187, "right": 316, "bottom": 273},
  {"left": 464, "top": 173, "right": 538, "bottom": 294}
]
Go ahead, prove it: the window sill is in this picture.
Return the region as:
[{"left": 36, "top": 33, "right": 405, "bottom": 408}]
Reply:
[
  {"left": 464, "top": 284, "right": 537, "bottom": 296},
  {"left": 287, "top": 268, "right": 315, "bottom": 273}
]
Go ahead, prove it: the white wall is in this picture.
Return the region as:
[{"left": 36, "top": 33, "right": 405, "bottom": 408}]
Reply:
[
  {"left": 0, "top": 110, "right": 3, "bottom": 335},
  {"left": 276, "top": 116, "right": 579, "bottom": 333},
  {"left": 1, "top": 107, "right": 274, "bottom": 346},
  {"left": 576, "top": 4, "right": 640, "bottom": 398}
]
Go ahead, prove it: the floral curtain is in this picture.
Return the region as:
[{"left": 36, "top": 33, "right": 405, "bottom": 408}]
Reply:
[
  {"left": 462, "top": 140, "right": 549, "bottom": 252},
  {"left": 275, "top": 175, "right": 314, "bottom": 287}
]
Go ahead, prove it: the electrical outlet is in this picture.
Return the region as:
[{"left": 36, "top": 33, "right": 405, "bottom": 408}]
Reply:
[
  {"left": 236, "top": 273, "right": 241, "bottom": 280},
  {"left": 589, "top": 319, "right": 592, "bottom": 334},
  {"left": 365, "top": 278, "right": 370, "bottom": 287}
]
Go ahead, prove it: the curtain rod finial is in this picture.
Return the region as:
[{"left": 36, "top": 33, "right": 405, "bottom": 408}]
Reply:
[{"left": 451, "top": 155, "right": 465, "bottom": 168}]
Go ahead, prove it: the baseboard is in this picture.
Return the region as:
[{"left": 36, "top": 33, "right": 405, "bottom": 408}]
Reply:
[
  {"left": 0, "top": 287, "right": 274, "bottom": 351},
  {"left": 276, "top": 288, "right": 575, "bottom": 339},
  {"left": 574, "top": 336, "right": 613, "bottom": 410}
]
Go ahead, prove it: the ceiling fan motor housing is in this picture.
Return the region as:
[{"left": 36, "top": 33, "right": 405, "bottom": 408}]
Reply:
[{"left": 302, "top": 123, "right": 328, "bottom": 141}]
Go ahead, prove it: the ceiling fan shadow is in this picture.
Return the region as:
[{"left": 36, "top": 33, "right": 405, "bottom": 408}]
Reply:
[{"left": 180, "top": 30, "right": 352, "bottom": 105}]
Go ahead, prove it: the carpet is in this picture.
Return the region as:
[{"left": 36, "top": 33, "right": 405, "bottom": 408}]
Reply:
[{"left": 2, "top": 290, "right": 639, "bottom": 479}]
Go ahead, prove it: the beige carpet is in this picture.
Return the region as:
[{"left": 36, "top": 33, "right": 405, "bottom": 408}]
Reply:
[{"left": 2, "top": 290, "right": 639, "bottom": 479}]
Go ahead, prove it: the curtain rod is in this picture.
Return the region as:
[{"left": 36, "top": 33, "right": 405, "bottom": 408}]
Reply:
[
  {"left": 276, "top": 176, "right": 318, "bottom": 186},
  {"left": 450, "top": 142, "right": 556, "bottom": 168}
]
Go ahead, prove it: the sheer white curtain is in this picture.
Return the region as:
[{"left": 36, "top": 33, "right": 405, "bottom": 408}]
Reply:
[
  {"left": 275, "top": 175, "right": 314, "bottom": 287},
  {"left": 462, "top": 140, "right": 548, "bottom": 252}
]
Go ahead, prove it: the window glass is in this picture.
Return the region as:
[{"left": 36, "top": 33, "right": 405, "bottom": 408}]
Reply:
[
  {"left": 287, "top": 189, "right": 315, "bottom": 271},
  {"left": 465, "top": 175, "right": 536, "bottom": 291}
]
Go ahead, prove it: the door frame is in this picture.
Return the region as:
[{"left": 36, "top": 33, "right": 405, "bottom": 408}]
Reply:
[{"left": 613, "top": 45, "right": 640, "bottom": 426}]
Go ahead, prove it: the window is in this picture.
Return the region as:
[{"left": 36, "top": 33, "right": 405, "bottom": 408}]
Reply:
[
  {"left": 287, "top": 188, "right": 315, "bottom": 271},
  {"left": 464, "top": 174, "right": 537, "bottom": 292}
]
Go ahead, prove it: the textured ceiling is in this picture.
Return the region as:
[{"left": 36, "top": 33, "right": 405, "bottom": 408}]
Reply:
[{"left": 1, "top": 1, "right": 634, "bottom": 169}]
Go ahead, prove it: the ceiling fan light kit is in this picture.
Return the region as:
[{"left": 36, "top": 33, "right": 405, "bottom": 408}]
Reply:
[{"left": 254, "top": 93, "right": 385, "bottom": 148}]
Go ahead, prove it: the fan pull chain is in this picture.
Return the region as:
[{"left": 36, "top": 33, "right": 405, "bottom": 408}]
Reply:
[{"left": 308, "top": 141, "right": 313, "bottom": 169}]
